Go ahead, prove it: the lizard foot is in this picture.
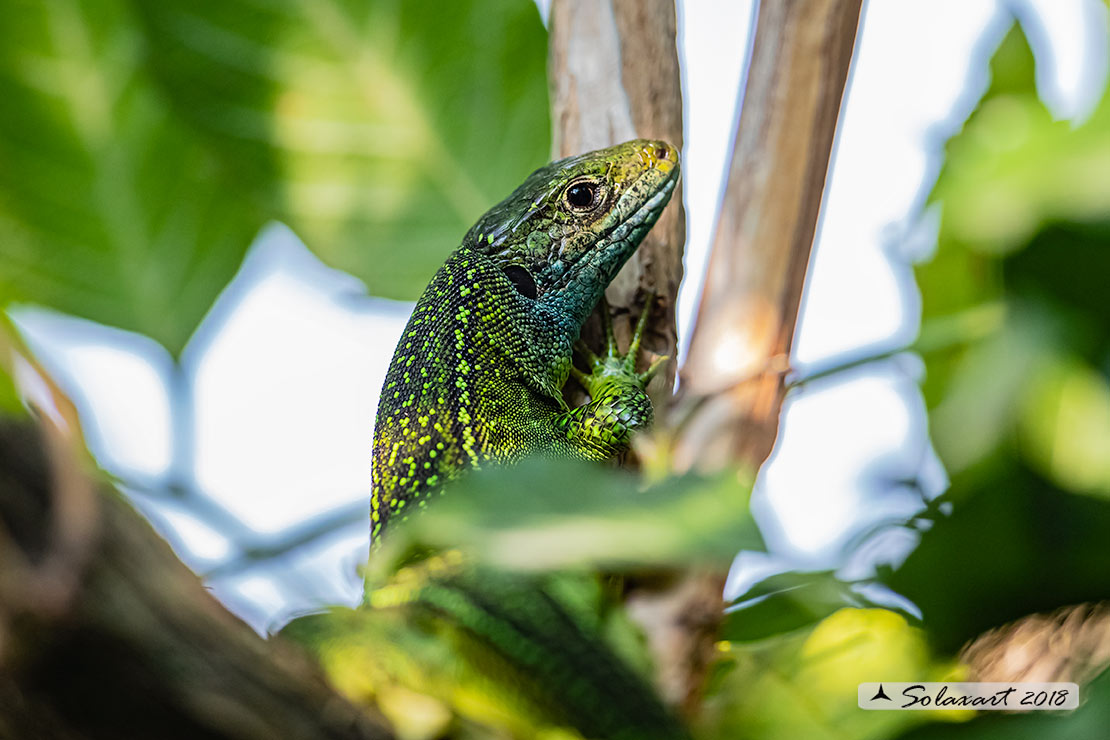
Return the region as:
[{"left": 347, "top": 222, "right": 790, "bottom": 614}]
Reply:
[{"left": 571, "top": 293, "right": 667, "bottom": 396}]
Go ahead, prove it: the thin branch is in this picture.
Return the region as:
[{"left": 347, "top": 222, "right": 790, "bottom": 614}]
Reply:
[
  {"left": 202, "top": 501, "right": 367, "bottom": 580},
  {"left": 676, "top": 0, "right": 865, "bottom": 473}
]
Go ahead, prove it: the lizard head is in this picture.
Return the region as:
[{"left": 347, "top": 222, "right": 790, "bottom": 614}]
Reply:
[{"left": 463, "top": 139, "right": 679, "bottom": 323}]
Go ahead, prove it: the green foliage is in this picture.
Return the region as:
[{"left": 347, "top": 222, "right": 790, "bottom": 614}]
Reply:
[
  {"left": 697, "top": 608, "right": 963, "bottom": 740},
  {"left": 285, "top": 603, "right": 565, "bottom": 739},
  {"left": 0, "top": 336, "right": 20, "bottom": 419},
  {"left": 287, "top": 459, "right": 761, "bottom": 740},
  {"left": 722, "top": 571, "right": 891, "bottom": 644},
  {"left": 884, "top": 16, "right": 1110, "bottom": 727},
  {"left": 0, "top": 0, "right": 550, "bottom": 354},
  {"left": 0, "top": 366, "right": 21, "bottom": 418},
  {"left": 918, "top": 22, "right": 1110, "bottom": 416},
  {"left": 889, "top": 468, "right": 1110, "bottom": 653},
  {"left": 372, "top": 459, "right": 762, "bottom": 575},
  {"left": 0, "top": 317, "right": 36, "bottom": 419},
  {"left": 132, "top": 0, "right": 551, "bottom": 302}
]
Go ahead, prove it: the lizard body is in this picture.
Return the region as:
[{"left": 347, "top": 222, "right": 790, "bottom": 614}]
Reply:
[
  {"left": 371, "top": 139, "right": 679, "bottom": 539},
  {"left": 358, "top": 141, "right": 688, "bottom": 739}
]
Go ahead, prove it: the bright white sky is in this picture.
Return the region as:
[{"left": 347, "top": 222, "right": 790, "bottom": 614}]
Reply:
[{"left": 12, "top": 0, "right": 1109, "bottom": 631}]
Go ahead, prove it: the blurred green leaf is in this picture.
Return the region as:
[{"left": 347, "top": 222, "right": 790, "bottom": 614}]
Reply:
[
  {"left": 0, "top": 0, "right": 548, "bottom": 353},
  {"left": 887, "top": 467, "right": 1110, "bottom": 654},
  {"left": 1018, "top": 353, "right": 1110, "bottom": 498},
  {"left": 1004, "top": 221, "right": 1110, "bottom": 343},
  {"left": 921, "top": 222, "right": 1110, "bottom": 478},
  {"left": 721, "top": 571, "right": 876, "bottom": 643},
  {"left": 380, "top": 459, "right": 762, "bottom": 573},
  {"left": 926, "top": 24, "right": 1110, "bottom": 270},
  {"left": 895, "top": 665, "right": 1110, "bottom": 740},
  {"left": 131, "top": 0, "right": 551, "bottom": 300},
  {"left": 0, "top": 363, "right": 21, "bottom": 418},
  {"left": 285, "top": 604, "right": 553, "bottom": 739},
  {"left": 698, "top": 608, "right": 963, "bottom": 740},
  {"left": 350, "top": 458, "right": 749, "bottom": 738},
  {"left": 902, "top": 10, "right": 1110, "bottom": 686},
  {"left": 924, "top": 310, "right": 1057, "bottom": 477},
  {"left": 0, "top": 0, "right": 264, "bottom": 354},
  {"left": 918, "top": 22, "right": 1110, "bottom": 415},
  {"left": 0, "top": 319, "right": 22, "bottom": 417}
]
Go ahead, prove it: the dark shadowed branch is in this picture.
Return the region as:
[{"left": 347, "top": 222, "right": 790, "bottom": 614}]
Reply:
[
  {"left": 0, "top": 416, "right": 392, "bottom": 740},
  {"left": 0, "top": 327, "right": 392, "bottom": 740}
]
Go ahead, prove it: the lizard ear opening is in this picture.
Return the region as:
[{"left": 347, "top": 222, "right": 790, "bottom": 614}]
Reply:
[{"left": 502, "top": 265, "right": 537, "bottom": 300}]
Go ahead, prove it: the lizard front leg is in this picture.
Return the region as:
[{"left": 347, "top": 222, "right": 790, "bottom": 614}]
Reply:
[{"left": 557, "top": 296, "right": 666, "bottom": 460}]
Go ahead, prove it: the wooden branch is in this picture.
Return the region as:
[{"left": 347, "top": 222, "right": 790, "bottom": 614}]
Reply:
[
  {"left": 548, "top": 0, "right": 686, "bottom": 392},
  {"left": 0, "top": 412, "right": 392, "bottom": 740},
  {"left": 608, "top": 0, "right": 864, "bottom": 716},
  {"left": 677, "top": 0, "right": 863, "bottom": 472}
]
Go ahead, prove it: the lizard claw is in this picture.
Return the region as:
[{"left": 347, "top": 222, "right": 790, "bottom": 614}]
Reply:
[
  {"left": 573, "top": 339, "right": 599, "bottom": 366},
  {"left": 568, "top": 363, "right": 590, "bottom": 389},
  {"left": 574, "top": 292, "right": 663, "bottom": 395},
  {"left": 599, "top": 296, "right": 619, "bottom": 358},
  {"left": 624, "top": 290, "right": 655, "bottom": 373},
  {"left": 639, "top": 354, "right": 669, "bottom": 384},
  {"left": 560, "top": 291, "right": 663, "bottom": 456}
]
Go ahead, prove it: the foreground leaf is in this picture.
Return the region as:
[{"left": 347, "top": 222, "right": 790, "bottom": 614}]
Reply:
[
  {"left": 697, "top": 608, "right": 963, "bottom": 740},
  {"left": 379, "top": 459, "right": 762, "bottom": 573},
  {"left": 721, "top": 571, "right": 879, "bottom": 643},
  {"left": 288, "top": 569, "right": 689, "bottom": 740}
]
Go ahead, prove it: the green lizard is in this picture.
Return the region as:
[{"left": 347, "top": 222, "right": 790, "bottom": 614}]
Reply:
[
  {"left": 351, "top": 139, "right": 685, "bottom": 740},
  {"left": 371, "top": 139, "right": 678, "bottom": 538}
]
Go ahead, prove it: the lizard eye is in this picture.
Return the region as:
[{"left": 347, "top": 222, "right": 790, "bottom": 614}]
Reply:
[
  {"left": 564, "top": 180, "right": 600, "bottom": 211},
  {"left": 502, "top": 264, "right": 537, "bottom": 299}
]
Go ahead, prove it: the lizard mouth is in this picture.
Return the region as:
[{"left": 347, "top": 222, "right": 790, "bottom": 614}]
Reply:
[
  {"left": 594, "top": 145, "right": 679, "bottom": 248},
  {"left": 612, "top": 164, "right": 679, "bottom": 239}
]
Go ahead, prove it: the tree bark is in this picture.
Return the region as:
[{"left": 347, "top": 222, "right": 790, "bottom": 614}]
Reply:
[
  {"left": 625, "top": 0, "right": 862, "bottom": 716},
  {"left": 962, "top": 604, "right": 1110, "bottom": 685},
  {"left": 548, "top": 0, "right": 687, "bottom": 393},
  {"left": 0, "top": 373, "right": 392, "bottom": 740}
]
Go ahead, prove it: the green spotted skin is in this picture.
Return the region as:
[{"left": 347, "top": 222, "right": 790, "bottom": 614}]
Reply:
[
  {"left": 371, "top": 140, "right": 679, "bottom": 540},
  {"left": 399, "top": 567, "right": 690, "bottom": 740}
]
